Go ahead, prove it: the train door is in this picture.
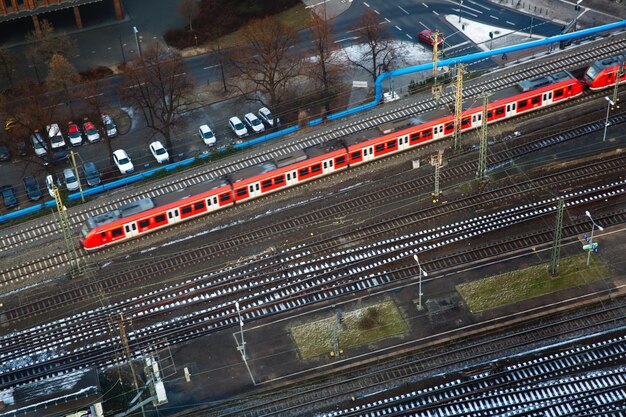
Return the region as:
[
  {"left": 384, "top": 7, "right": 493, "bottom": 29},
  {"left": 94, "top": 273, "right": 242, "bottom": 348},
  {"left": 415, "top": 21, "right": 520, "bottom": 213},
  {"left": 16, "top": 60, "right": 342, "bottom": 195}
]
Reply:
[
  {"left": 471, "top": 113, "right": 482, "bottom": 128},
  {"left": 362, "top": 146, "right": 375, "bottom": 162},
  {"left": 167, "top": 208, "right": 180, "bottom": 222},
  {"left": 285, "top": 170, "right": 298, "bottom": 186},
  {"left": 248, "top": 182, "right": 261, "bottom": 199},
  {"left": 398, "top": 135, "right": 410, "bottom": 151},
  {"left": 124, "top": 222, "right": 138, "bottom": 238},
  {"left": 542, "top": 91, "right": 553, "bottom": 106},
  {"left": 505, "top": 102, "right": 517, "bottom": 117},
  {"left": 322, "top": 157, "right": 335, "bottom": 174},
  {"left": 433, "top": 124, "right": 445, "bottom": 139}
]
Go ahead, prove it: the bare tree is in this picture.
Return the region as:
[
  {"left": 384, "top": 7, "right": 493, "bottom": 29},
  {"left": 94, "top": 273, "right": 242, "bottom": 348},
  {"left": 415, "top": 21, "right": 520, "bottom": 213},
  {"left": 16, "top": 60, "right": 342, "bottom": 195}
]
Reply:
[
  {"left": 46, "top": 54, "right": 80, "bottom": 120},
  {"left": 120, "top": 44, "right": 195, "bottom": 152},
  {"left": 0, "top": 46, "right": 17, "bottom": 90},
  {"left": 308, "top": 13, "right": 346, "bottom": 116},
  {"left": 228, "top": 16, "right": 301, "bottom": 111},
  {"left": 178, "top": 0, "right": 200, "bottom": 31},
  {"left": 82, "top": 80, "right": 115, "bottom": 163},
  {"left": 346, "top": 9, "right": 402, "bottom": 83},
  {"left": 26, "top": 20, "right": 77, "bottom": 76}
]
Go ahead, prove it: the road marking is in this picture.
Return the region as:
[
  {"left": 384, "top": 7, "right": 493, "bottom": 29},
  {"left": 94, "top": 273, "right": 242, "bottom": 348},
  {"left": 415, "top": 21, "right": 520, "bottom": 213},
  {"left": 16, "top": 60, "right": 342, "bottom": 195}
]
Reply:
[
  {"left": 203, "top": 64, "right": 221, "bottom": 70},
  {"left": 374, "top": 9, "right": 380, "bottom": 14},
  {"left": 464, "top": 11, "right": 478, "bottom": 17},
  {"left": 422, "top": 2, "right": 428, "bottom": 7},
  {"left": 398, "top": 5, "right": 409, "bottom": 14},
  {"left": 490, "top": 14, "right": 499, "bottom": 19},
  {"left": 364, "top": 1, "right": 370, "bottom": 7},
  {"left": 83, "top": 93, "right": 104, "bottom": 99},
  {"left": 385, "top": 17, "right": 390, "bottom": 22},
  {"left": 174, "top": 72, "right": 186, "bottom": 77},
  {"left": 334, "top": 36, "right": 360, "bottom": 43},
  {"left": 433, "top": 10, "right": 439, "bottom": 15},
  {"left": 468, "top": 0, "right": 490, "bottom": 10},
  {"left": 506, "top": 20, "right": 515, "bottom": 25},
  {"left": 395, "top": 25, "right": 402, "bottom": 31},
  {"left": 445, "top": 40, "right": 470, "bottom": 51},
  {"left": 406, "top": 34, "right": 413, "bottom": 40},
  {"left": 418, "top": 21, "right": 428, "bottom": 29}
]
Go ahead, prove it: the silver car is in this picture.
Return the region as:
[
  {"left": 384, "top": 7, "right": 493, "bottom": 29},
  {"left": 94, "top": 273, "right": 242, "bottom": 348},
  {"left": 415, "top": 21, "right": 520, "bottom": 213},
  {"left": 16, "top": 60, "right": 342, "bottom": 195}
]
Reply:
[{"left": 63, "top": 168, "right": 79, "bottom": 191}]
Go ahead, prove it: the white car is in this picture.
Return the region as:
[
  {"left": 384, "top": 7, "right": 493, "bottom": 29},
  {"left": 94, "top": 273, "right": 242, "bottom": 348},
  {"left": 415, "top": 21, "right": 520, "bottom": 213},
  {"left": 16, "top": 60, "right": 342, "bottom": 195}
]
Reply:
[
  {"left": 198, "top": 124, "right": 216, "bottom": 146},
  {"left": 229, "top": 116, "right": 248, "bottom": 138},
  {"left": 244, "top": 113, "right": 265, "bottom": 134},
  {"left": 258, "top": 107, "right": 274, "bottom": 127},
  {"left": 67, "top": 123, "right": 83, "bottom": 146},
  {"left": 63, "top": 168, "right": 79, "bottom": 191},
  {"left": 149, "top": 141, "right": 169, "bottom": 164},
  {"left": 31, "top": 130, "right": 47, "bottom": 157},
  {"left": 83, "top": 120, "right": 100, "bottom": 143},
  {"left": 112, "top": 149, "right": 134, "bottom": 174},
  {"left": 101, "top": 114, "right": 117, "bottom": 138},
  {"left": 47, "top": 123, "right": 66, "bottom": 149},
  {"left": 45, "top": 175, "right": 55, "bottom": 197}
]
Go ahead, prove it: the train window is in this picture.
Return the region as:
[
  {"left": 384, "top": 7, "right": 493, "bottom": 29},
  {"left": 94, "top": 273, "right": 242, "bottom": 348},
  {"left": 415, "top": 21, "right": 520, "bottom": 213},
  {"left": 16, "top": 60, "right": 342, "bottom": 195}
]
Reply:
[
  {"left": 181, "top": 206, "right": 192, "bottom": 215},
  {"left": 168, "top": 212, "right": 173, "bottom": 218},
  {"left": 155, "top": 214, "right": 166, "bottom": 223},
  {"left": 375, "top": 144, "right": 385, "bottom": 152},
  {"left": 461, "top": 117, "right": 470, "bottom": 126},
  {"left": 554, "top": 89, "right": 563, "bottom": 97},
  {"left": 299, "top": 167, "right": 309, "bottom": 176},
  {"left": 220, "top": 194, "right": 230, "bottom": 202},
  {"left": 236, "top": 188, "right": 247, "bottom": 196},
  {"left": 445, "top": 123, "right": 454, "bottom": 131},
  {"left": 287, "top": 173, "right": 291, "bottom": 180},
  {"left": 487, "top": 111, "right": 493, "bottom": 118},
  {"left": 311, "top": 164, "right": 321, "bottom": 173},
  {"left": 512, "top": 103, "right": 516, "bottom": 110},
  {"left": 132, "top": 224, "right": 136, "bottom": 231},
  {"left": 139, "top": 219, "right": 150, "bottom": 228},
  {"left": 101, "top": 232, "right": 106, "bottom": 238},
  {"left": 351, "top": 151, "right": 361, "bottom": 159},
  {"left": 323, "top": 161, "right": 327, "bottom": 169},
  {"left": 125, "top": 225, "right": 130, "bottom": 233},
  {"left": 387, "top": 140, "right": 397, "bottom": 149},
  {"left": 213, "top": 197, "right": 218, "bottom": 204},
  {"left": 410, "top": 133, "right": 420, "bottom": 143},
  {"left": 518, "top": 100, "right": 527, "bottom": 109},
  {"left": 175, "top": 209, "right": 179, "bottom": 216},
  {"left": 256, "top": 184, "right": 260, "bottom": 191},
  {"left": 567, "top": 85, "right": 572, "bottom": 91},
  {"left": 336, "top": 156, "right": 346, "bottom": 164},
  {"left": 495, "top": 107, "right": 505, "bottom": 116},
  {"left": 262, "top": 180, "right": 272, "bottom": 188},
  {"left": 506, "top": 104, "right": 510, "bottom": 112},
  {"left": 249, "top": 185, "right": 254, "bottom": 193},
  {"left": 329, "top": 159, "right": 333, "bottom": 166},
  {"left": 194, "top": 201, "right": 205, "bottom": 210},
  {"left": 112, "top": 228, "right": 123, "bottom": 237},
  {"left": 422, "top": 129, "right": 432, "bottom": 138},
  {"left": 275, "top": 176, "right": 285, "bottom": 184},
  {"left": 531, "top": 96, "right": 541, "bottom": 105}
]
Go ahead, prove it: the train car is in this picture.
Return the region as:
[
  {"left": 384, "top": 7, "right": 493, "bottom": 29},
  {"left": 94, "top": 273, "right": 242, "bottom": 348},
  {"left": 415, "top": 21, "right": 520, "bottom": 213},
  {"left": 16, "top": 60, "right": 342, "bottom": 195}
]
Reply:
[
  {"left": 229, "top": 140, "right": 349, "bottom": 204},
  {"left": 80, "top": 179, "right": 233, "bottom": 250},
  {"left": 79, "top": 70, "right": 584, "bottom": 250},
  {"left": 346, "top": 70, "right": 583, "bottom": 165},
  {"left": 584, "top": 52, "right": 626, "bottom": 90}
]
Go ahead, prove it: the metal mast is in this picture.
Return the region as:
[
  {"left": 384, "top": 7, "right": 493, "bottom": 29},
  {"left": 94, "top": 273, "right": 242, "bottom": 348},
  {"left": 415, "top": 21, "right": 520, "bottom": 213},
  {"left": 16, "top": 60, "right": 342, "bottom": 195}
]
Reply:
[
  {"left": 430, "top": 151, "right": 444, "bottom": 204},
  {"left": 52, "top": 186, "right": 85, "bottom": 278},
  {"left": 549, "top": 198, "right": 565, "bottom": 276},
  {"left": 431, "top": 30, "right": 443, "bottom": 99},
  {"left": 477, "top": 93, "right": 491, "bottom": 179},
  {"left": 453, "top": 63, "right": 465, "bottom": 152}
]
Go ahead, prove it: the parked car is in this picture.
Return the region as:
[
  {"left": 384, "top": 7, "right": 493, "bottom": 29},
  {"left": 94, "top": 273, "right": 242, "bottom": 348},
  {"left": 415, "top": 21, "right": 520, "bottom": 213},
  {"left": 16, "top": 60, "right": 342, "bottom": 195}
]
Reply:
[
  {"left": 43, "top": 149, "right": 69, "bottom": 165},
  {"left": 0, "top": 185, "right": 17, "bottom": 208},
  {"left": 258, "top": 107, "right": 274, "bottom": 127},
  {"left": 63, "top": 168, "right": 79, "bottom": 191},
  {"left": 418, "top": 29, "right": 444, "bottom": 46},
  {"left": 101, "top": 114, "right": 117, "bottom": 138},
  {"left": 83, "top": 162, "right": 101, "bottom": 186},
  {"left": 4, "top": 118, "right": 16, "bottom": 132},
  {"left": 198, "top": 124, "right": 216, "bottom": 146},
  {"left": 31, "top": 130, "right": 47, "bottom": 157},
  {"left": 47, "top": 123, "right": 66, "bottom": 149},
  {"left": 149, "top": 141, "right": 169, "bottom": 164},
  {"left": 229, "top": 116, "right": 248, "bottom": 138},
  {"left": 0, "top": 145, "right": 10, "bottom": 162},
  {"left": 112, "top": 149, "right": 134, "bottom": 174},
  {"left": 22, "top": 176, "right": 42, "bottom": 201},
  {"left": 244, "top": 113, "right": 265, "bottom": 134},
  {"left": 45, "top": 174, "right": 59, "bottom": 197},
  {"left": 83, "top": 119, "right": 100, "bottom": 143},
  {"left": 67, "top": 122, "right": 83, "bottom": 146}
]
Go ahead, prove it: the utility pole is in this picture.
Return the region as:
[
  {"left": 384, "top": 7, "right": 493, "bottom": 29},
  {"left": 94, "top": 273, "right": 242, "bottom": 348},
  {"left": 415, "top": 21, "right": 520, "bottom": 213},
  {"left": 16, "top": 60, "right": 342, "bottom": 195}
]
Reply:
[
  {"left": 431, "top": 30, "right": 442, "bottom": 99},
  {"left": 69, "top": 150, "right": 84, "bottom": 203},
  {"left": 453, "top": 63, "right": 465, "bottom": 152},
  {"left": 430, "top": 151, "right": 444, "bottom": 204},
  {"left": 117, "top": 313, "right": 147, "bottom": 417},
  {"left": 477, "top": 93, "right": 491, "bottom": 179},
  {"left": 52, "top": 185, "right": 85, "bottom": 278},
  {"left": 611, "top": 58, "right": 623, "bottom": 105},
  {"left": 549, "top": 198, "right": 564, "bottom": 276}
]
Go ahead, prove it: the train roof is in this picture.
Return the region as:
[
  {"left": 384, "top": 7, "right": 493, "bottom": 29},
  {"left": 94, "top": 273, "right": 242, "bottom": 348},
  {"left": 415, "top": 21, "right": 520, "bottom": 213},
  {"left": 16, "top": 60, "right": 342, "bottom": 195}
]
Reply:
[
  {"left": 516, "top": 70, "right": 574, "bottom": 92},
  {"left": 274, "top": 149, "right": 307, "bottom": 168},
  {"left": 228, "top": 161, "right": 277, "bottom": 183},
  {"left": 84, "top": 198, "right": 154, "bottom": 230},
  {"left": 590, "top": 52, "right": 625, "bottom": 70},
  {"left": 303, "top": 139, "right": 346, "bottom": 158}
]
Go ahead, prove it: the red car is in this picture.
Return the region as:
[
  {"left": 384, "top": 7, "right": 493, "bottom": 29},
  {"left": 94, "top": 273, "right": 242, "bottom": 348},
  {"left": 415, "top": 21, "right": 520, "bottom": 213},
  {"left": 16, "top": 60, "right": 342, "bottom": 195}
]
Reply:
[{"left": 418, "top": 29, "right": 444, "bottom": 46}]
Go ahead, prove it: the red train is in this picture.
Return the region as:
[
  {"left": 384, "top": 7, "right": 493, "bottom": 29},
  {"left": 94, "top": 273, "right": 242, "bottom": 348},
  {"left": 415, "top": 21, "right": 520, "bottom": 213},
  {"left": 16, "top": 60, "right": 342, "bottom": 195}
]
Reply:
[
  {"left": 80, "top": 66, "right": 597, "bottom": 250},
  {"left": 584, "top": 52, "right": 626, "bottom": 90}
]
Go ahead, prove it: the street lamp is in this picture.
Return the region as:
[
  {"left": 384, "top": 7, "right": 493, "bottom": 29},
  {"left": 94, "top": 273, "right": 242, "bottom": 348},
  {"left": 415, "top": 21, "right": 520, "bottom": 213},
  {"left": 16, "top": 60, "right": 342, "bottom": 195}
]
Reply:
[
  {"left": 413, "top": 254, "right": 428, "bottom": 310},
  {"left": 133, "top": 26, "right": 142, "bottom": 59},
  {"left": 585, "top": 211, "right": 603, "bottom": 267},
  {"left": 235, "top": 301, "right": 246, "bottom": 359},
  {"left": 603, "top": 96, "right": 615, "bottom": 142},
  {"left": 458, "top": 0, "right": 463, "bottom": 23}
]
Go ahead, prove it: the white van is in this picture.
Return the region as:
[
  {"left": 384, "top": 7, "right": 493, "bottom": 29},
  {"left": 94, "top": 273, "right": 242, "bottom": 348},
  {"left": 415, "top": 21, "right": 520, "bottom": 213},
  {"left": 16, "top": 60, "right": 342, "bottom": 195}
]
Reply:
[{"left": 46, "top": 123, "right": 66, "bottom": 149}]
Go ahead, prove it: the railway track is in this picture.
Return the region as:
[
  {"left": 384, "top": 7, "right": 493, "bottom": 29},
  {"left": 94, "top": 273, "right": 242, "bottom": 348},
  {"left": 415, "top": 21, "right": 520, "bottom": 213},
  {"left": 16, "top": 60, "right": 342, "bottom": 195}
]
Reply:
[
  {"left": 0, "top": 34, "right": 624, "bottom": 256},
  {"left": 0, "top": 179, "right": 623, "bottom": 388}
]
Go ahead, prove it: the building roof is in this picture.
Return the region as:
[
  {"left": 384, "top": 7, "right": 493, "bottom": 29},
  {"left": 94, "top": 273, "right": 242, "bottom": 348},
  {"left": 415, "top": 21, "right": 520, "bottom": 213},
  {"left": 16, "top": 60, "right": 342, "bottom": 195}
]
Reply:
[{"left": 0, "top": 0, "right": 104, "bottom": 23}]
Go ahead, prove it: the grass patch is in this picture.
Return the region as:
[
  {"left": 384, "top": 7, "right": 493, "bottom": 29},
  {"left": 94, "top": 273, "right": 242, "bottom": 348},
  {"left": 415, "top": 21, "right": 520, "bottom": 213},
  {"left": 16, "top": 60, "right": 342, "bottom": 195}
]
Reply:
[
  {"left": 290, "top": 300, "right": 408, "bottom": 359},
  {"left": 208, "top": 3, "right": 311, "bottom": 49},
  {"left": 457, "top": 254, "right": 611, "bottom": 312}
]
